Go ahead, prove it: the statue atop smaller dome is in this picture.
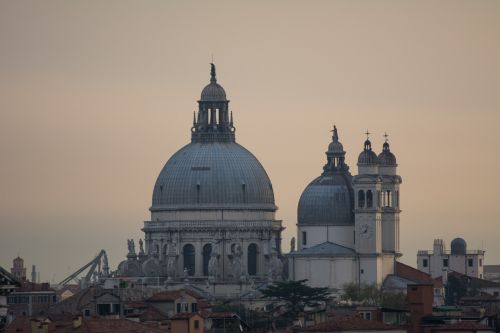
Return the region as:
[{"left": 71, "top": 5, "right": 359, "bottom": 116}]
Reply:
[{"left": 200, "top": 63, "right": 227, "bottom": 102}]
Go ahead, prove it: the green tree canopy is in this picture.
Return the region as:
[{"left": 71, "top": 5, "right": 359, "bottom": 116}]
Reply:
[
  {"left": 341, "top": 283, "right": 406, "bottom": 309},
  {"left": 261, "top": 279, "right": 330, "bottom": 321}
]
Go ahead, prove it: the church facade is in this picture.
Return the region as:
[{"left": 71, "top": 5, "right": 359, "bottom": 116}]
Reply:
[
  {"left": 117, "top": 65, "right": 284, "bottom": 289},
  {"left": 288, "top": 127, "right": 402, "bottom": 291}
]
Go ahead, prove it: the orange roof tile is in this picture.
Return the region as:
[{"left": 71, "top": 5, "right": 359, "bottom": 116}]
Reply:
[
  {"left": 148, "top": 289, "right": 203, "bottom": 302},
  {"left": 302, "top": 315, "right": 404, "bottom": 332},
  {"left": 396, "top": 262, "right": 435, "bottom": 285}
]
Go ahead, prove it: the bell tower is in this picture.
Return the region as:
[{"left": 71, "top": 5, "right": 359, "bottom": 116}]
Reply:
[
  {"left": 377, "top": 135, "right": 402, "bottom": 255},
  {"left": 353, "top": 132, "right": 383, "bottom": 285}
]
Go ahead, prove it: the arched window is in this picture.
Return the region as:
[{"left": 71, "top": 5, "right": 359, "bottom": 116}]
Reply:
[
  {"left": 202, "top": 244, "right": 212, "bottom": 276},
  {"left": 366, "top": 190, "right": 373, "bottom": 208},
  {"left": 183, "top": 244, "right": 195, "bottom": 276},
  {"left": 386, "top": 190, "right": 392, "bottom": 207},
  {"left": 248, "top": 244, "right": 258, "bottom": 276},
  {"left": 358, "top": 190, "right": 365, "bottom": 208}
]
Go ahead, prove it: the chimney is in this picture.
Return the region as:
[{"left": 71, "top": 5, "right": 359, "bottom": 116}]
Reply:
[
  {"left": 31, "top": 265, "right": 37, "bottom": 283},
  {"left": 407, "top": 284, "right": 434, "bottom": 333},
  {"left": 442, "top": 268, "right": 448, "bottom": 285},
  {"left": 433, "top": 239, "right": 445, "bottom": 255}
]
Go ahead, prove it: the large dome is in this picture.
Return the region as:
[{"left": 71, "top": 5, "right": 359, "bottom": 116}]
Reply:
[
  {"left": 151, "top": 142, "right": 276, "bottom": 212},
  {"left": 298, "top": 174, "right": 354, "bottom": 225}
]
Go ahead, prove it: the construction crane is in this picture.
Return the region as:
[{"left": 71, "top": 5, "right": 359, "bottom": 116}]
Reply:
[{"left": 57, "top": 250, "right": 110, "bottom": 289}]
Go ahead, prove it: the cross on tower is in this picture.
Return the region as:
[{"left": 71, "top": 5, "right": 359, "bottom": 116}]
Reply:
[
  {"left": 384, "top": 132, "right": 389, "bottom": 142},
  {"left": 365, "top": 129, "right": 371, "bottom": 140}
]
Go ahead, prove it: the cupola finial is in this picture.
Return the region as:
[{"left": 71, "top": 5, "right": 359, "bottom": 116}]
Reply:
[
  {"left": 331, "top": 125, "right": 339, "bottom": 142},
  {"left": 383, "top": 132, "right": 390, "bottom": 151},
  {"left": 364, "top": 129, "right": 372, "bottom": 151},
  {"left": 210, "top": 63, "right": 216, "bottom": 83}
]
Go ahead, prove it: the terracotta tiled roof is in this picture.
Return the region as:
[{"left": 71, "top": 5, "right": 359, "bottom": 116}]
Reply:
[
  {"left": 124, "top": 301, "right": 148, "bottom": 308},
  {"left": 449, "top": 271, "right": 500, "bottom": 289},
  {"left": 207, "top": 312, "right": 238, "bottom": 319},
  {"left": 148, "top": 289, "right": 203, "bottom": 302},
  {"left": 436, "top": 321, "right": 493, "bottom": 331},
  {"left": 302, "top": 315, "right": 404, "bottom": 332},
  {"left": 52, "top": 318, "right": 168, "bottom": 333},
  {"left": 139, "top": 306, "right": 169, "bottom": 322},
  {"left": 171, "top": 312, "right": 200, "bottom": 320},
  {"left": 5, "top": 317, "right": 57, "bottom": 333},
  {"left": 433, "top": 276, "right": 444, "bottom": 288},
  {"left": 15, "top": 281, "right": 54, "bottom": 292},
  {"left": 396, "top": 262, "right": 435, "bottom": 284}
]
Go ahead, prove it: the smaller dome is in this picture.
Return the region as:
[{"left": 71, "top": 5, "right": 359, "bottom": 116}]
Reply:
[
  {"left": 327, "top": 125, "right": 344, "bottom": 153},
  {"left": 201, "top": 82, "right": 227, "bottom": 101},
  {"left": 328, "top": 140, "right": 343, "bottom": 152},
  {"left": 298, "top": 174, "right": 354, "bottom": 226},
  {"left": 378, "top": 142, "right": 397, "bottom": 166},
  {"left": 358, "top": 140, "right": 378, "bottom": 165},
  {"left": 200, "top": 63, "right": 227, "bottom": 102},
  {"left": 451, "top": 238, "right": 467, "bottom": 255}
]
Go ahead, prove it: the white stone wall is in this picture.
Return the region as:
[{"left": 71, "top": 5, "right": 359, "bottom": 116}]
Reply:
[
  {"left": 354, "top": 213, "right": 382, "bottom": 254},
  {"left": 382, "top": 255, "right": 395, "bottom": 278},
  {"left": 289, "top": 256, "right": 357, "bottom": 289},
  {"left": 358, "top": 165, "right": 379, "bottom": 175},
  {"left": 151, "top": 209, "right": 276, "bottom": 222},
  {"left": 417, "top": 252, "right": 485, "bottom": 279},
  {"left": 143, "top": 215, "right": 282, "bottom": 281},
  {"left": 359, "top": 256, "right": 383, "bottom": 285},
  {"left": 297, "top": 225, "right": 355, "bottom": 250}
]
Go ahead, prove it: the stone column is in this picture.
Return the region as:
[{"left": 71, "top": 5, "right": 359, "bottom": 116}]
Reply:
[{"left": 195, "top": 240, "right": 203, "bottom": 277}]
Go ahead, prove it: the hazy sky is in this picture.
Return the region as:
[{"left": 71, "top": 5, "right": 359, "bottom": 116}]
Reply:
[{"left": 1, "top": 1, "right": 499, "bottom": 282}]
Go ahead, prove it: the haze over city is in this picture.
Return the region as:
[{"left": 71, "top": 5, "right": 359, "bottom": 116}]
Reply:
[{"left": 1, "top": 0, "right": 499, "bottom": 282}]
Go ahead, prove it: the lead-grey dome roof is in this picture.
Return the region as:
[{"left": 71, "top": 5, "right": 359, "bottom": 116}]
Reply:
[
  {"left": 200, "top": 63, "right": 227, "bottom": 101},
  {"left": 378, "top": 142, "right": 397, "bottom": 166},
  {"left": 151, "top": 142, "right": 276, "bottom": 211},
  {"left": 358, "top": 139, "right": 379, "bottom": 165},
  {"left": 298, "top": 174, "right": 354, "bottom": 225},
  {"left": 298, "top": 127, "right": 354, "bottom": 226},
  {"left": 451, "top": 238, "right": 467, "bottom": 255},
  {"left": 200, "top": 82, "right": 227, "bottom": 101}
]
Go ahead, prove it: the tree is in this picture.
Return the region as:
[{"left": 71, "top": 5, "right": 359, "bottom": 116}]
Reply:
[
  {"left": 261, "top": 279, "right": 329, "bottom": 322},
  {"left": 445, "top": 275, "right": 468, "bottom": 305},
  {"left": 341, "top": 283, "right": 406, "bottom": 308}
]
